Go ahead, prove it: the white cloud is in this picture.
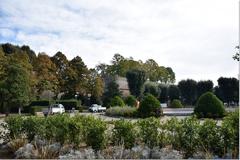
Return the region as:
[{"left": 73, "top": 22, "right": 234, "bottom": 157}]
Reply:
[{"left": 0, "top": 0, "right": 238, "bottom": 85}]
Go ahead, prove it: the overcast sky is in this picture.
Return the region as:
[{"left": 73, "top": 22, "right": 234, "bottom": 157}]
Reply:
[{"left": 0, "top": 0, "right": 238, "bottom": 85}]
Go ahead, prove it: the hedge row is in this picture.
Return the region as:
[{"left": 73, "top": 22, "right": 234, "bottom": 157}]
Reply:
[
  {"left": 2, "top": 110, "right": 239, "bottom": 158},
  {"left": 106, "top": 107, "right": 137, "bottom": 117},
  {"left": 25, "top": 99, "right": 82, "bottom": 114}
]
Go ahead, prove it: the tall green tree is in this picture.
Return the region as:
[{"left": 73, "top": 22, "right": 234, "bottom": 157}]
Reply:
[
  {"left": 143, "top": 81, "right": 160, "bottom": 98},
  {"left": 197, "top": 80, "right": 213, "bottom": 98},
  {"left": 166, "top": 67, "right": 175, "bottom": 83},
  {"left": 159, "top": 84, "right": 168, "bottom": 103},
  {"left": 102, "top": 80, "right": 122, "bottom": 107},
  {"left": 126, "top": 69, "right": 147, "bottom": 97},
  {"left": 167, "top": 85, "right": 180, "bottom": 101},
  {"left": 35, "top": 53, "right": 59, "bottom": 96},
  {"left": 51, "top": 51, "right": 69, "bottom": 93},
  {"left": 178, "top": 79, "right": 197, "bottom": 105},
  {"left": 88, "top": 69, "right": 104, "bottom": 104},
  {"left": 144, "top": 59, "right": 159, "bottom": 81},
  {"left": 1, "top": 62, "right": 30, "bottom": 114},
  {"left": 65, "top": 56, "right": 89, "bottom": 97},
  {"left": 217, "top": 77, "right": 239, "bottom": 104}
]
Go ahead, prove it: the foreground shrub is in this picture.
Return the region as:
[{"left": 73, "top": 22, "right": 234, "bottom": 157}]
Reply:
[
  {"left": 3, "top": 111, "right": 239, "bottom": 158},
  {"left": 221, "top": 110, "right": 239, "bottom": 158},
  {"left": 44, "top": 114, "right": 70, "bottom": 144},
  {"left": 84, "top": 116, "right": 107, "bottom": 150},
  {"left": 164, "top": 117, "right": 182, "bottom": 149},
  {"left": 138, "top": 94, "right": 162, "bottom": 118},
  {"left": 113, "top": 120, "right": 136, "bottom": 149},
  {"left": 179, "top": 117, "right": 200, "bottom": 158},
  {"left": 124, "top": 95, "right": 136, "bottom": 107},
  {"left": 22, "top": 116, "right": 45, "bottom": 142},
  {"left": 165, "top": 117, "right": 200, "bottom": 158},
  {"left": 5, "top": 115, "right": 24, "bottom": 139},
  {"left": 194, "top": 92, "right": 225, "bottom": 118},
  {"left": 110, "top": 96, "right": 125, "bottom": 107},
  {"left": 137, "top": 117, "right": 166, "bottom": 148},
  {"left": 67, "top": 116, "right": 83, "bottom": 148},
  {"left": 106, "top": 107, "right": 137, "bottom": 117},
  {"left": 199, "top": 119, "right": 222, "bottom": 156},
  {"left": 170, "top": 99, "right": 183, "bottom": 108}
]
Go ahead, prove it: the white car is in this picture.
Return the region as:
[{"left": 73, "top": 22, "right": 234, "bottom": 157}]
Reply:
[
  {"left": 89, "top": 104, "right": 106, "bottom": 112},
  {"left": 43, "top": 104, "right": 65, "bottom": 115}
]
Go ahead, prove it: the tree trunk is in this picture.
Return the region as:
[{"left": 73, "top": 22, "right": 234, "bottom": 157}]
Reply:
[{"left": 18, "top": 106, "right": 21, "bottom": 115}]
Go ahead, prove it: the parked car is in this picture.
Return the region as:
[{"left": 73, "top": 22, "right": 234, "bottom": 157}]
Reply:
[
  {"left": 43, "top": 104, "right": 65, "bottom": 116},
  {"left": 89, "top": 104, "right": 106, "bottom": 112}
]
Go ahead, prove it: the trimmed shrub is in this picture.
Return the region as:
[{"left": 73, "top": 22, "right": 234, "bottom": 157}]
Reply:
[
  {"left": 113, "top": 120, "right": 136, "bottom": 149},
  {"left": 170, "top": 99, "right": 183, "bottom": 108},
  {"left": 110, "top": 96, "right": 125, "bottom": 107},
  {"left": 24, "top": 100, "right": 51, "bottom": 113},
  {"left": 194, "top": 92, "right": 225, "bottom": 118},
  {"left": 106, "top": 107, "right": 137, "bottom": 117},
  {"left": 138, "top": 94, "right": 162, "bottom": 118},
  {"left": 29, "top": 100, "right": 51, "bottom": 106},
  {"left": 30, "top": 106, "right": 47, "bottom": 115},
  {"left": 137, "top": 117, "right": 166, "bottom": 148},
  {"left": 55, "top": 99, "right": 81, "bottom": 111},
  {"left": 124, "top": 95, "right": 136, "bottom": 107}
]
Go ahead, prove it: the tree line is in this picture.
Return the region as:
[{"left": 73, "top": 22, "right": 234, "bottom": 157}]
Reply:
[
  {"left": 0, "top": 43, "right": 175, "bottom": 112},
  {"left": 131, "top": 78, "right": 238, "bottom": 106}
]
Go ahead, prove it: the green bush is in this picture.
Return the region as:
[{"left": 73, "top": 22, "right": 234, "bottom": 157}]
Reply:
[
  {"left": 199, "top": 119, "right": 222, "bottom": 156},
  {"left": 44, "top": 114, "right": 70, "bottom": 145},
  {"left": 137, "top": 117, "right": 166, "bottom": 148},
  {"left": 113, "top": 120, "right": 136, "bottom": 149},
  {"left": 30, "top": 106, "right": 47, "bottom": 115},
  {"left": 106, "top": 107, "right": 137, "bottom": 117},
  {"left": 55, "top": 99, "right": 81, "bottom": 111},
  {"left": 84, "top": 116, "right": 107, "bottom": 150},
  {"left": 138, "top": 94, "right": 162, "bottom": 118},
  {"left": 170, "top": 99, "right": 183, "bottom": 108},
  {"left": 164, "top": 117, "right": 182, "bottom": 149},
  {"left": 194, "top": 92, "right": 225, "bottom": 118},
  {"left": 165, "top": 116, "right": 200, "bottom": 158},
  {"left": 110, "top": 96, "right": 125, "bottom": 107},
  {"left": 22, "top": 116, "right": 44, "bottom": 142},
  {"left": 5, "top": 115, "right": 24, "bottom": 139},
  {"left": 29, "top": 100, "right": 51, "bottom": 106},
  {"left": 4, "top": 112, "right": 239, "bottom": 158},
  {"left": 221, "top": 110, "right": 239, "bottom": 158},
  {"left": 67, "top": 116, "right": 83, "bottom": 148},
  {"left": 124, "top": 95, "right": 136, "bottom": 107},
  {"left": 24, "top": 100, "right": 51, "bottom": 113},
  {"left": 179, "top": 117, "right": 200, "bottom": 158}
]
